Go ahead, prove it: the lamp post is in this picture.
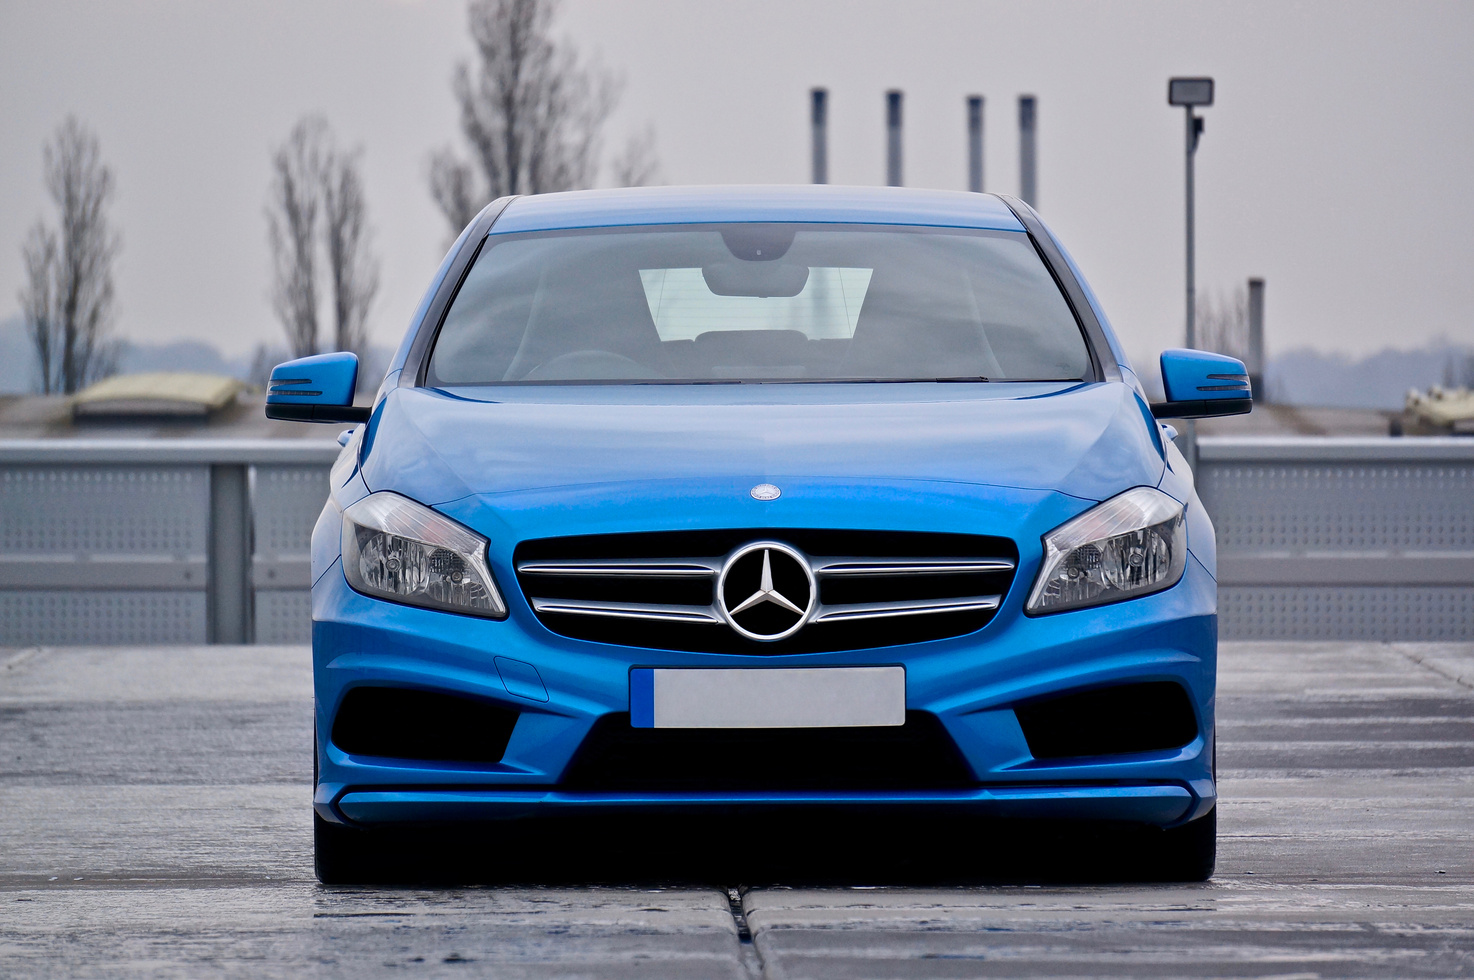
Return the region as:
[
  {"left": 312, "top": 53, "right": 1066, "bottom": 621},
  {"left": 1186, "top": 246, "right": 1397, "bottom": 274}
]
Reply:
[
  {"left": 886, "top": 90, "right": 903, "bottom": 186},
  {"left": 1018, "top": 95, "right": 1037, "bottom": 207},
  {"left": 1168, "top": 76, "right": 1213, "bottom": 469},
  {"left": 967, "top": 96, "right": 984, "bottom": 193},
  {"left": 811, "top": 88, "right": 828, "bottom": 184}
]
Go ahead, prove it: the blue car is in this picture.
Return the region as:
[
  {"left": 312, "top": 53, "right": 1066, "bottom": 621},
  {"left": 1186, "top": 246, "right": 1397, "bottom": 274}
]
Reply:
[{"left": 267, "top": 185, "right": 1250, "bottom": 883}]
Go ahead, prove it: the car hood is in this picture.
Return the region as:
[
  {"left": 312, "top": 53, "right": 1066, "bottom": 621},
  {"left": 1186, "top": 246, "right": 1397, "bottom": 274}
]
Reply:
[{"left": 359, "top": 381, "right": 1163, "bottom": 507}]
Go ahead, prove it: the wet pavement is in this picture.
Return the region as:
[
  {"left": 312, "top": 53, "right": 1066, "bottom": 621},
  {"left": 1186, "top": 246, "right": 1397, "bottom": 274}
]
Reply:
[{"left": 2, "top": 641, "right": 1471, "bottom": 978}]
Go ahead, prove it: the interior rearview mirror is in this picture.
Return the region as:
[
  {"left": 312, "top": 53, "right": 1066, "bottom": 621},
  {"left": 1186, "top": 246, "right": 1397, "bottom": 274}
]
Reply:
[
  {"left": 702, "top": 261, "right": 809, "bottom": 298},
  {"left": 264, "top": 352, "right": 371, "bottom": 423},
  {"left": 1150, "top": 348, "right": 1252, "bottom": 419}
]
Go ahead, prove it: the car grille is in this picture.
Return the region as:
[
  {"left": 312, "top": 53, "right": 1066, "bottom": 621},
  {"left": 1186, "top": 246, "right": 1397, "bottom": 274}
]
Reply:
[
  {"left": 514, "top": 528, "right": 1018, "bottom": 654},
  {"left": 560, "top": 711, "right": 975, "bottom": 791}
]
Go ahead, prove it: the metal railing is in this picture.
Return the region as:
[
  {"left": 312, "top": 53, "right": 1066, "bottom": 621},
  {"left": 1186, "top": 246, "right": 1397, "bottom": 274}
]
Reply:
[
  {"left": 1197, "top": 436, "right": 1474, "bottom": 641},
  {"left": 2, "top": 436, "right": 1471, "bottom": 645},
  {"left": 0, "top": 440, "right": 337, "bottom": 645}
]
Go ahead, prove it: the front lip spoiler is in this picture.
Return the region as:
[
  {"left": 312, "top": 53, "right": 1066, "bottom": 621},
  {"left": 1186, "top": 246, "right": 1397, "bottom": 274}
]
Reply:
[{"left": 317, "top": 781, "right": 1209, "bottom": 829}]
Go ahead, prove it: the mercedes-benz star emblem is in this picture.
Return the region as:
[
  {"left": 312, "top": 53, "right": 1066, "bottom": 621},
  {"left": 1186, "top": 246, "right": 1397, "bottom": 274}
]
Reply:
[
  {"left": 750, "top": 483, "right": 781, "bottom": 501},
  {"left": 717, "top": 541, "right": 816, "bottom": 642}
]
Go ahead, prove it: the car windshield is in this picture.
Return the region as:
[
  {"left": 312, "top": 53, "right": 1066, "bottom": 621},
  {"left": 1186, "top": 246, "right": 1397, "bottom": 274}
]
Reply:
[{"left": 425, "top": 223, "right": 1092, "bottom": 385}]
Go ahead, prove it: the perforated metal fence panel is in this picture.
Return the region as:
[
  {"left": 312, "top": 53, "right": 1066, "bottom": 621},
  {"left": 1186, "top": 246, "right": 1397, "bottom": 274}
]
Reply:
[
  {"left": 1199, "top": 438, "right": 1474, "bottom": 641},
  {"left": 253, "top": 465, "right": 332, "bottom": 555},
  {"left": 1203, "top": 462, "right": 1474, "bottom": 552},
  {"left": 255, "top": 590, "right": 316, "bottom": 645},
  {"left": 0, "top": 591, "right": 206, "bottom": 645},
  {"left": 1218, "top": 586, "right": 1474, "bottom": 641},
  {"left": 1, "top": 464, "right": 209, "bottom": 555},
  {"left": 251, "top": 464, "right": 331, "bottom": 643},
  {"left": 0, "top": 461, "right": 210, "bottom": 643},
  {"left": 0, "top": 441, "right": 337, "bottom": 646}
]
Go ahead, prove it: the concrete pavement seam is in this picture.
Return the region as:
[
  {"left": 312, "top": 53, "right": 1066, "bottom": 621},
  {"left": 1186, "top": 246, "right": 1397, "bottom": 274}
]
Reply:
[
  {"left": 2, "top": 646, "right": 45, "bottom": 672},
  {"left": 1394, "top": 644, "right": 1474, "bottom": 691},
  {"left": 728, "top": 886, "right": 767, "bottom": 979}
]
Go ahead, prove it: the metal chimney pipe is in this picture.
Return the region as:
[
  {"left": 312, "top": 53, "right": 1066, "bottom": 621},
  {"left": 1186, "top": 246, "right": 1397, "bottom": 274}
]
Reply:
[
  {"left": 1018, "top": 95, "right": 1037, "bottom": 206},
  {"left": 811, "top": 88, "right": 828, "bottom": 184},
  {"left": 1247, "top": 277, "right": 1266, "bottom": 400},
  {"left": 886, "top": 90, "right": 903, "bottom": 186},
  {"left": 967, "top": 96, "right": 984, "bottom": 192}
]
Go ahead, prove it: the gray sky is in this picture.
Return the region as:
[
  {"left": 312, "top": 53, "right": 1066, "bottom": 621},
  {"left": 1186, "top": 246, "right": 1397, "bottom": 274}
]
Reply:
[{"left": 1, "top": 0, "right": 1471, "bottom": 367}]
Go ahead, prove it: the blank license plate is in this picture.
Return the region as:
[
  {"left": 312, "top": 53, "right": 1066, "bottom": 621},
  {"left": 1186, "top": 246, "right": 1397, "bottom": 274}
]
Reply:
[{"left": 629, "top": 666, "right": 906, "bottom": 729}]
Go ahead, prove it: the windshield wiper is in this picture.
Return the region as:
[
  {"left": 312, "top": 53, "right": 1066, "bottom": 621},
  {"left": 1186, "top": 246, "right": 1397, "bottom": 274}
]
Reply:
[{"left": 934, "top": 376, "right": 990, "bottom": 382}]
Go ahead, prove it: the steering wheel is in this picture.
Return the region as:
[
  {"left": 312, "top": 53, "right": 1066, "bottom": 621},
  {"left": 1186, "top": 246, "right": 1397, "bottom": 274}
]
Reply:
[{"left": 522, "top": 350, "right": 661, "bottom": 381}]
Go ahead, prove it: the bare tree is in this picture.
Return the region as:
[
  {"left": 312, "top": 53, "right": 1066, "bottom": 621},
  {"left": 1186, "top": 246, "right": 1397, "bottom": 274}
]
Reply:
[
  {"left": 322, "top": 146, "right": 379, "bottom": 357},
  {"left": 19, "top": 226, "right": 58, "bottom": 393},
  {"left": 266, "top": 116, "right": 379, "bottom": 366},
  {"left": 18, "top": 117, "right": 120, "bottom": 394},
  {"left": 248, "top": 341, "right": 291, "bottom": 391},
  {"left": 1198, "top": 285, "right": 1248, "bottom": 361},
  {"left": 429, "top": 0, "right": 621, "bottom": 233},
  {"left": 266, "top": 117, "right": 327, "bottom": 359},
  {"left": 1442, "top": 348, "right": 1474, "bottom": 389},
  {"left": 610, "top": 125, "right": 663, "bottom": 188},
  {"left": 428, "top": 157, "right": 479, "bottom": 239}
]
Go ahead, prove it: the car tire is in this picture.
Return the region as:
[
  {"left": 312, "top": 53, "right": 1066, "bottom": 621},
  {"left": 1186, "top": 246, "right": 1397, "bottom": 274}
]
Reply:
[
  {"left": 1149, "top": 806, "right": 1216, "bottom": 882},
  {"left": 313, "top": 726, "right": 379, "bottom": 885},
  {"left": 313, "top": 809, "right": 379, "bottom": 885}
]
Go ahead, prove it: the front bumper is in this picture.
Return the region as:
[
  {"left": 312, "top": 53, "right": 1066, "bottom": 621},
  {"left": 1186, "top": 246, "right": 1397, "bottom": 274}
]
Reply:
[
  {"left": 324, "top": 784, "right": 1199, "bottom": 826},
  {"left": 312, "top": 547, "right": 1218, "bottom": 830}
]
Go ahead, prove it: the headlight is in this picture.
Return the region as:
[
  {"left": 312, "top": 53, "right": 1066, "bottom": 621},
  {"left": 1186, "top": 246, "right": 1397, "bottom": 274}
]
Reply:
[
  {"left": 341, "top": 492, "right": 507, "bottom": 618},
  {"left": 1026, "top": 487, "right": 1186, "bottom": 614}
]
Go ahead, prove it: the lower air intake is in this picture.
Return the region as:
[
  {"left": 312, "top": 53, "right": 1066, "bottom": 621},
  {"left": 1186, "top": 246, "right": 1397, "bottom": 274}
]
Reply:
[
  {"left": 331, "top": 686, "right": 518, "bottom": 764},
  {"left": 561, "top": 711, "right": 974, "bottom": 792},
  {"left": 1014, "top": 681, "right": 1199, "bottom": 760}
]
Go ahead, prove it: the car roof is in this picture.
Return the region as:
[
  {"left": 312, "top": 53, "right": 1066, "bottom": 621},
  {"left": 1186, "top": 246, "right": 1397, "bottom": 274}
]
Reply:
[{"left": 491, "top": 184, "right": 1027, "bottom": 234}]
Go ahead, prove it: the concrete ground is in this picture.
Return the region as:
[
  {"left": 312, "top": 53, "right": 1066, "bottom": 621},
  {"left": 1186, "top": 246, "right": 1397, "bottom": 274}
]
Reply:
[{"left": 1, "top": 641, "right": 1471, "bottom": 978}]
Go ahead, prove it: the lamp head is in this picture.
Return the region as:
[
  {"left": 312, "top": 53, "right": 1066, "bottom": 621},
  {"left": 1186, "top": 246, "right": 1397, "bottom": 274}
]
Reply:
[{"left": 1169, "top": 77, "right": 1214, "bottom": 107}]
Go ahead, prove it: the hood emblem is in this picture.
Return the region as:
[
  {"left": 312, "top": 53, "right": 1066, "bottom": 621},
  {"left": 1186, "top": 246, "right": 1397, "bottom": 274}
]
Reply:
[
  {"left": 750, "top": 483, "right": 781, "bottom": 501},
  {"left": 717, "top": 541, "right": 816, "bottom": 642}
]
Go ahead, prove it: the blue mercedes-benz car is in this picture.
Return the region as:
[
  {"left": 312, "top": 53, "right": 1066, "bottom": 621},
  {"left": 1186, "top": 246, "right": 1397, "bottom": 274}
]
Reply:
[{"left": 266, "top": 185, "right": 1250, "bottom": 883}]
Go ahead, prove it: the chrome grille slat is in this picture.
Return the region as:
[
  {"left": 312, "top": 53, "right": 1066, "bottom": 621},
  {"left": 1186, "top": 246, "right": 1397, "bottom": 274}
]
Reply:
[
  {"left": 813, "top": 558, "right": 1016, "bottom": 577},
  {"left": 533, "top": 592, "right": 999, "bottom": 624},
  {"left": 518, "top": 559, "right": 719, "bottom": 577},
  {"left": 814, "top": 595, "right": 1002, "bottom": 623},
  {"left": 530, "top": 597, "right": 721, "bottom": 624}
]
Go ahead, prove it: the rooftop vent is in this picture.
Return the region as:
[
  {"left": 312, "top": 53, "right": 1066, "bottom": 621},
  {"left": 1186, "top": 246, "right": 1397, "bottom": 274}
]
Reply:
[{"left": 71, "top": 372, "right": 247, "bottom": 420}]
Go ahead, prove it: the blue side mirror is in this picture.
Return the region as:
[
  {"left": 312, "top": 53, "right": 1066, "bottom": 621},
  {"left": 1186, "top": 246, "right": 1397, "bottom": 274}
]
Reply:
[
  {"left": 264, "top": 352, "right": 371, "bottom": 423},
  {"left": 1151, "top": 348, "right": 1253, "bottom": 419}
]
